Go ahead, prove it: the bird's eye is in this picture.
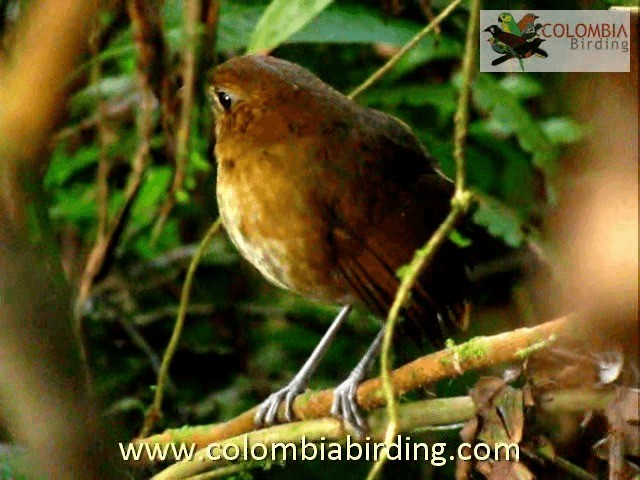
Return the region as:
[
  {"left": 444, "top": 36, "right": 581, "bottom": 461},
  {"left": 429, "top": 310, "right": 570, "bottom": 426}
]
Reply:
[{"left": 216, "top": 91, "right": 233, "bottom": 111}]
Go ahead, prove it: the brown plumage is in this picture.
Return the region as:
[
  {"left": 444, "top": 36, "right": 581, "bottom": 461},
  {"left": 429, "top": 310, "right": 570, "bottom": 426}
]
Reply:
[{"left": 211, "top": 55, "right": 467, "bottom": 341}]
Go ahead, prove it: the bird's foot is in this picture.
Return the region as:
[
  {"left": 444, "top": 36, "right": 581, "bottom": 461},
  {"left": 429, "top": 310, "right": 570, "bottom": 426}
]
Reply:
[
  {"left": 255, "top": 377, "right": 307, "bottom": 427},
  {"left": 330, "top": 369, "right": 368, "bottom": 437}
]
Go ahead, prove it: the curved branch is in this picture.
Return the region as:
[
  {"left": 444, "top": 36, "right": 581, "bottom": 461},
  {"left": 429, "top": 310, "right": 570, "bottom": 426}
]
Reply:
[
  {"left": 149, "top": 385, "right": 616, "bottom": 479},
  {"left": 136, "top": 315, "right": 576, "bottom": 455},
  {"left": 151, "top": 397, "right": 477, "bottom": 480}
]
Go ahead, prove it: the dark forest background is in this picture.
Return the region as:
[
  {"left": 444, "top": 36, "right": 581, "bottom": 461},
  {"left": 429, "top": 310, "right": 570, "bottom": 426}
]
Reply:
[{"left": 0, "top": 0, "right": 637, "bottom": 479}]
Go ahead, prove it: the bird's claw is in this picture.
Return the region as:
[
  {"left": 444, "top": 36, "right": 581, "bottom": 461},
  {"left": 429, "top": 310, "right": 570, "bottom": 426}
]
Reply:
[
  {"left": 255, "top": 380, "right": 306, "bottom": 427},
  {"left": 330, "top": 374, "right": 368, "bottom": 437}
]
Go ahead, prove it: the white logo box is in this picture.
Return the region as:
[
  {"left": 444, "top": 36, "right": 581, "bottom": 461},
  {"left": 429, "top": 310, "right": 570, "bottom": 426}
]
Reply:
[{"left": 480, "top": 10, "right": 631, "bottom": 72}]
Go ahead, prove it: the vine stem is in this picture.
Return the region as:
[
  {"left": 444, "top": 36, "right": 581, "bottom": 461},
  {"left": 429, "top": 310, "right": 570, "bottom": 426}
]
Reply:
[
  {"left": 139, "top": 218, "right": 222, "bottom": 438},
  {"left": 367, "top": 0, "right": 480, "bottom": 477},
  {"left": 348, "top": 0, "right": 464, "bottom": 101}
]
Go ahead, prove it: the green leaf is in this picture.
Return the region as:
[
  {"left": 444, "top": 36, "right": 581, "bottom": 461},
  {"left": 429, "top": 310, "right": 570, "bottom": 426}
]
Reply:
[
  {"left": 218, "top": 3, "right": 427, "bottom": 51},
  {"left": 449, "top": 229, "right": 472, "bottom": 248},
  {"left": 472, "top": 196, "right": 527, "bottom": 247},
  {"left": 190, "top": 150, "right": 212, "bottom": 173},
  {"left": 130, "top": 167, "right": 173, "bottom": 226},
  {"left": 499, "top": 75, "right": 544, "bottom": 99},
  {"left": 247, "top": 0, "right": 334, "bottom": 53},
  {"left": 383, "top": 36, "right": 463, "bottom": 81},
  {"left": 70, "top": 75, "right": 135, "bottom": 113},
  {"left": 49, "top": 184, "right": 96, "bottom": 223},
  {"left": 473, "top": 74, "right": 558, "bottom": 178},
  {"left": 361, "top": 83, "right": 457, "bottom": 115},
  {"left": 541, "top": 117, "right": 584, "bottom": 145},
  {"left": 290, "top": 4, "right": 421, "bottom": 46},
  {"left": 468, "top": 120, "right": 537, "bottom": 210},
  {"left": 45, "top": 145, "right": 100, "bottom": 188},
  {"left": 99, "top": 3, "right": 429, "bottom": 58}
]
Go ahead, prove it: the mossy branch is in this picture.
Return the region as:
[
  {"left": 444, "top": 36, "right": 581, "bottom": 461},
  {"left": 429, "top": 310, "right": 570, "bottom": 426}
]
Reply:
[
  {"left": 151, "top": 397, "right": 477, "bottom": 480},
  {"left": 147, "top": 385, "right": 616, "bottom": 479},
  {"left": 136, "top": 315, "right": 578, "bottom": 458}
]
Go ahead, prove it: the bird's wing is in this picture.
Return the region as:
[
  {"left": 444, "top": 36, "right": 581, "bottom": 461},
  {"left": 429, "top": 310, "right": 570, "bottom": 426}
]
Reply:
[{"left": 317, "top": 109, "right": 467, "bottom": 342}]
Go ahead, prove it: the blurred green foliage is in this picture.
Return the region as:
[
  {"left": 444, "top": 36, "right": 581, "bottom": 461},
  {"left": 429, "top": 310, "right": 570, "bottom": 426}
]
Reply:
[{"left": 1, "top": 0, "right": 593, "bottom": 477}]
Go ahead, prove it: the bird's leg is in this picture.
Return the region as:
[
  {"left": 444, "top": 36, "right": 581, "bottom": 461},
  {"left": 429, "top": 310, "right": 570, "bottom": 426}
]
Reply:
[
  {"left": 255, "top": 304, "right": 352, "bottom": 427},
  {"left": 330, "top": 327, "right": 384, "bottom": 435}
]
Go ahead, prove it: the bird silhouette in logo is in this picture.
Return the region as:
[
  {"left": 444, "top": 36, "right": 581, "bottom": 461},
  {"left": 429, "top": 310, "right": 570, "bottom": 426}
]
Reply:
[
  {"left": 484, "top": 13, "right": 547, "bottom": 71},
  {"left": 517, "top": 13, "right": 543, "bottom": 40},
  {"left": 490, "top": 38, "right": 548, "bottom": 66}
]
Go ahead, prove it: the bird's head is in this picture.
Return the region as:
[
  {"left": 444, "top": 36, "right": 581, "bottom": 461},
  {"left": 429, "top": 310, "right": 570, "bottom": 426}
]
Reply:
[
  {"left": 210, "top": 55, "right": 314, "bottom": 116},
  {"left": 520, "top": 13, "right": 540, "bottom": 24},
  {"left": 499, "top": 13, "right": 513, "bottom": 23},
  {"left": 209, "top": 55, "right": 351, "bottom": 145},
  {"left": 484, "top": 25, "right": 500, "bottom": 35}
]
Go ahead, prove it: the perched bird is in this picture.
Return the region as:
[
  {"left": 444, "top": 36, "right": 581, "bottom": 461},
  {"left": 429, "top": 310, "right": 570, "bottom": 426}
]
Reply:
[
  {"left": 210, "top": 55, "right": 483, "bottom": 432},
  {"left": 517, "top": 13, "right": 541, "bottom": 38},
  {"left": 521, "top": 24, "right": 544, "bottom": 41},
  {"left": 523, "top": 38, "right": 548, "bottom": 58},
  {"left": 484, "top": 25, "right": 527, "bottom": 49},
  {"left": 499, "top": 12, "right": 522, "bottom": 36},
  {"left": 488, "top": 36, "right": 513, "bottom": 55},
  {"left": 491, "top": 38, "right": 548, "bottom": 66}
]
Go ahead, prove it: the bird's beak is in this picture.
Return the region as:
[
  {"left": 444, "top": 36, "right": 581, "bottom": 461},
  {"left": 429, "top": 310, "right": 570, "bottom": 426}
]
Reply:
[{"left": 483, "top": 26, "right": 492, "bottom": 32}]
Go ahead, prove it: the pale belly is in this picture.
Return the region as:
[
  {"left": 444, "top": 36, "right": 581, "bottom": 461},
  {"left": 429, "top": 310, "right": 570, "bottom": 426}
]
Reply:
[{"left": 217, "top": 177, "right": 293, "bottom": 291}]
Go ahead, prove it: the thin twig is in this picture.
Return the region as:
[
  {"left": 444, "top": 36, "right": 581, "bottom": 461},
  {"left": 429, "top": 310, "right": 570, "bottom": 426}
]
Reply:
[
  {"left": 74, "top": 3, "right": 156, "bottom": 358},
  {"left": 185, "top": 463, "right": 258, "bottom": 480},
  {"left": 139, "top": 218, "right": 223, "bottom": 438},
  {"left": 72, "top": 4, "right": 111, "bottom": 368},
  {"left": 116, "top": 316, "right": 177, "bottom": 395},
  {"left": 367, "top": 205, "right": 470, "bottom": 480},
  {"left": 151, "top": 0, "right": 202, "bottom": 243},
  {"left": 348, "top": 0, "right": 464, "bottom": 101},
  {"left": 89, "top": 11, "right": 111, "bottom": 240},
  {"left": 453, "top": 0, "right": 480, "bottom": 195},
  {"left": 367, "top": 0, "right": 479, "bottom": 478},
  {"left": 417, "top": 0, "right": 442, "bottom": 37},
  {"left": 127, "top": 0, "right": 170, "bottom": 109},
  {"left": 201, "top": 0, "right": 220, "bottom": 77},
  {"left": 522, "top": 443, "right": 599, "bottom": 480}
]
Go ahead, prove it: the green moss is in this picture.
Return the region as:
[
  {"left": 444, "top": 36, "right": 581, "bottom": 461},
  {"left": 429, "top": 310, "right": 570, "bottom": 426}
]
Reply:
[
  {"left": 458, "top": 337, "right": 488, "bottom": 360},
  {"left": 516, "top": 334, "right": 557, "bottom": 359},
  {"left": 444, "top": 337, "right": 488, "bottom": 362},
  {"left": 365, "top": 388, "right": 385, "bottom": 403},
  {"left": 296, "top": 389, "right": 315, "bottom": 408}
]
